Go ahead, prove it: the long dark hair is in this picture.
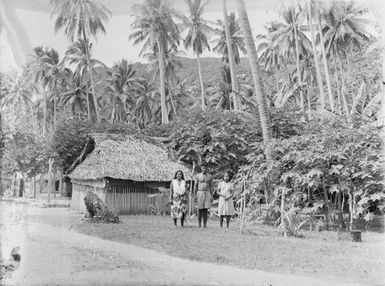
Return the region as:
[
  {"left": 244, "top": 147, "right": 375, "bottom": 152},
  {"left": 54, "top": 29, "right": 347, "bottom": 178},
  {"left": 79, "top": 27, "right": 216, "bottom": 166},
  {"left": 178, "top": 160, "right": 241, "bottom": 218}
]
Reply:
[
  {"left": 224, "top": 170, "right": 233, "bottom": 181},
  {"left": 174, "top": 170, "right": 185, "bottom": 180}
]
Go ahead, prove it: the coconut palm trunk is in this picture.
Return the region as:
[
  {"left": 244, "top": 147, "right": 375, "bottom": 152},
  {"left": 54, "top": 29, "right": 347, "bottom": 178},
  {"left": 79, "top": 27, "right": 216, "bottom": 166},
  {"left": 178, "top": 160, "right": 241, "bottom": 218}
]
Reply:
[
  {"left": 308, "top": 1, "right": 326, "bottom": 109},
  {"left": 337, "top": 52, "right": 350, "bottom": 115},
  {"left": 222, "top": 0, "right": 240, "bottom": 110},
  {"left": 236, "top": 0, "right": 273, "bottom": 202},
  {"left": 368, "top": 0, "right": 385, "bottom": 126},
  {"left": 89, "top": 68, "right": 99, "bottom": 123},
  {"left": 196, "top": 52, "right": 206, "bottom": 109},
  {"left": 43, "top": 89, "right": 47, "bottom": 137},
  {"left": 318, "top": 17, "right": 335, "bottom": 112},
  {"left": 82, "top": 28, "right": 99, "bottom": 123},
  {"left": 294, "top": 27, "right": 305, "bottom": 113},
  {"left": 86, "top": 86, "right": 91, "bottom": 121},
  {"left": 53, "top": 93, "right": 57, "bottom": 128},
  {"left": 0, "top": 77, "right": 2, "bottom": 197},
  {"left": 158, "top": 40, "right": 169, "bottom": 124}
]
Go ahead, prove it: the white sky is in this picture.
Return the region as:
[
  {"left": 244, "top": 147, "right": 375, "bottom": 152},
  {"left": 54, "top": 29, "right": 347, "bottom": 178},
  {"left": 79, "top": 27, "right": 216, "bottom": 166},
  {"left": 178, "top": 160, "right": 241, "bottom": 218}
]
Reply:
[{"left": 0, "top": 0, "right": 279, "bottom": 72}]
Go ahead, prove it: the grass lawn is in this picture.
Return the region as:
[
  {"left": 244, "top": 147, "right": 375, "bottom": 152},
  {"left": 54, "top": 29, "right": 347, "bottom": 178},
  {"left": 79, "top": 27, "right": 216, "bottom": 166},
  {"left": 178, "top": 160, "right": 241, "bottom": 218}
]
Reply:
[{"left": 73, "top": 215, "right": 385, "bottom": 285}]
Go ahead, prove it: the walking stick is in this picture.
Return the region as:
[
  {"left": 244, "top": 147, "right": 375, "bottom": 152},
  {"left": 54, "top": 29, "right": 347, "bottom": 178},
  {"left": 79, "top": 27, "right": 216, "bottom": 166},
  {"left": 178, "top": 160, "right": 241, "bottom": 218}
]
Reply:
[
  {"left": 189, "top": 162, "right": 195, "bottom": 218},
  {"left": 240, "top": 174, "right": 246, "bottom": 234}
]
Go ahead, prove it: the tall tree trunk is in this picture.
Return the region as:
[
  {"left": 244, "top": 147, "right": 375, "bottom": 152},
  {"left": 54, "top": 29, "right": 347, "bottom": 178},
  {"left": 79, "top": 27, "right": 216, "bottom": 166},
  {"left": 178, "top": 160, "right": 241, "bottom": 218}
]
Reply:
[
  {"left": 89, "top": 69, "right": 99, "bottom": 123},
  {"left": 337, "top": 52, "right": 350, "bottom": 115},
  {"left": 48, "top": 158, "right": 54, "bottom": 203},
  {"left": 236, "top": 0, "right": 273, "bottom": 203},
  {"left": 333, "top": 55, "right": 343, "bottom": 115},
  {"left": 318, "top": 17, "right": 335, "bottom": 112},
  {"left": 306, "top": 89, "right": 312, "bottom": 120},
  {"left": 53, "top": 93, "right": 57, "bottom": 129},
  {"left": 196, "top": 52, "right": 206, "bottom": 110},
  {"left": 18, "top": 177, "right": 24, "bottom": 197},
  {"left": 368, "top": 0, "right": 385, "bottom": 127},
  {"left": 158, "top": 40, "right": 169, "bottom": 124},
  {"left": 280, "top": 190, "right": 286, "bottom": 237},
  {"left": 82, "top": 30, "right": 98, "bottom": 123},
  {"left": 43, "top": 89, "right": 47, "bottom": 137},
  {"left": 167, "top": 80, "right": 177, "bottom": 115},
  {"left": 59, "top": 171, "right": 64, "bottom": 197},
  {"left": 294, "top": 27, "right": 305, "bottom": 113},
  {"left": 110, "top": 103, "right": 116, "bottom": 123},
  {"left": 322, "top": 177, "right": 329, "bottom": 230},
  {"left": 0, "top": 75, "right": 3, "bottom": 197},
  {"left": 348, "top": 190, "right": 354, "bottom": 230},
  {"left": 222, "top": 0, "right": 240, "bottom": 110},
  {"left": 33, "top": 177, "right": 37, "bottom": 198},
  {"left": 308, "top": 1, "right": 326, "bottom": 109},
  {"left": 86, "top": 86, "right": 91, "bottom": 121}
]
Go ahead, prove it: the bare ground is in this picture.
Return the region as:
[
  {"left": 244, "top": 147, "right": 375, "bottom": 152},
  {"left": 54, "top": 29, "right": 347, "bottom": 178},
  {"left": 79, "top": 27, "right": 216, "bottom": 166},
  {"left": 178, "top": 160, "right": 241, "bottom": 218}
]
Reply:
[{"left": 1, "top": 199, "right": 384, "bottom": 286}]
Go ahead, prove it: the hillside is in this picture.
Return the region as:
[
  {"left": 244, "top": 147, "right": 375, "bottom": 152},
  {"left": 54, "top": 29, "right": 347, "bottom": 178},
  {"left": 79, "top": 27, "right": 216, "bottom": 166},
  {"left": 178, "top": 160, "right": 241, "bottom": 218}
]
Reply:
[{"left": 132, "top": 57, "right": 254, "bottom": 85}]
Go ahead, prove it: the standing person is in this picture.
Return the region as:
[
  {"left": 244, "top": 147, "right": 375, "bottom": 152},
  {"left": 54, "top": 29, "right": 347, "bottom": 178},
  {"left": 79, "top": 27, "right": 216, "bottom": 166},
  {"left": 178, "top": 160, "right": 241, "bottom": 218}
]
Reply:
[
  {"left": 217, "top": 171, "right": 235, "bottom": 229},
  {"left": 170, "top": 170, "right": 187, "bottom": 227},
  {"left": 194, "top": 163, "right": 213, "bottom": 228}
]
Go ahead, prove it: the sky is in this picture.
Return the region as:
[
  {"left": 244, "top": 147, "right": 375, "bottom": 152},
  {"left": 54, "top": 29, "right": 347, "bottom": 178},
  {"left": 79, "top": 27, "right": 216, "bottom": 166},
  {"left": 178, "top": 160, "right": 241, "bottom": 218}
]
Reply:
[{"left": 0, "top": 0, "right": 280, "bottom": 72}]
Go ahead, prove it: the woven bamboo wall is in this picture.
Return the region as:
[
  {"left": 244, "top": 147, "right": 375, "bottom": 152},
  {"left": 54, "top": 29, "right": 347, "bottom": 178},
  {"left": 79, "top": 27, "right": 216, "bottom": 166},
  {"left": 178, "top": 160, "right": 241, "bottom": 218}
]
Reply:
[{"left": 105, "top": 185, "right": 160, "bottom": 215}]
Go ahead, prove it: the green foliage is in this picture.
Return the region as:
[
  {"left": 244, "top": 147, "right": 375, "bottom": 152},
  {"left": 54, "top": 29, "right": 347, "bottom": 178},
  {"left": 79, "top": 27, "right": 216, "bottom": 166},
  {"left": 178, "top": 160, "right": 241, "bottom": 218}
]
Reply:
[
  {"left": 239, "top": 115, "right": 384, "bottom": 221},
  {"left": 4, "top": 130, "right": 53, "bottom": 178},
  {"left": 167, "top": 108, "right": 262, "bottom": 175},
  {"left": 53, "top": 119, "right": 139, "bottom": 172},
  {"left": 278, "top": 207, "right": 314, "bottom": 237}
]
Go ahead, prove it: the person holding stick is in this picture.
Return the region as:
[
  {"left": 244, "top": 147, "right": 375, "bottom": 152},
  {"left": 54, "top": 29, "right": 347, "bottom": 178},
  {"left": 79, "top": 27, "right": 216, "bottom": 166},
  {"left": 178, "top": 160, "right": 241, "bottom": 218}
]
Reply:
[{"left": 194, "top": 163, "right": 213, "bottom": 228}]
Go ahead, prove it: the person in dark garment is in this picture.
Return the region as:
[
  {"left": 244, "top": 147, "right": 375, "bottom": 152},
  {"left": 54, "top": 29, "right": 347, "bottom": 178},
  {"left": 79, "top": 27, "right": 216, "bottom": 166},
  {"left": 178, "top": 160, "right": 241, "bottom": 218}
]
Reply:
[{"left": 170, "top": 170, "right": 187, "bottom": 227}]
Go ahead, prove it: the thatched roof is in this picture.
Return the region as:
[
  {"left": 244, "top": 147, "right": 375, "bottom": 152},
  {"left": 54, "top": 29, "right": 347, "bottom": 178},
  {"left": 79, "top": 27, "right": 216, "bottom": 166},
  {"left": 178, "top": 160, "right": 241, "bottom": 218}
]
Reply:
[{"left": 69, "top": 133, "right": 191, "bottom": 182}]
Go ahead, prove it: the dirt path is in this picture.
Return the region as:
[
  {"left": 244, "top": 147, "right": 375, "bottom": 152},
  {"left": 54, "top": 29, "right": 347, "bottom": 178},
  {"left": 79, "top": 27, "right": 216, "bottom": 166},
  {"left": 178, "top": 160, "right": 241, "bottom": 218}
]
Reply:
[{"left": 0, "top": 201, "right": 364, "bottom": 286}]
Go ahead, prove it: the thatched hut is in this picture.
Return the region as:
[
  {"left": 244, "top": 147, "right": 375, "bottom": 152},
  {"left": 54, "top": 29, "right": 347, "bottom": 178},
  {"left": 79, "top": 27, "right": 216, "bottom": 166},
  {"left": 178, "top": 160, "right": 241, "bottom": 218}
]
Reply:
[{"left": 68, "top": 133, "right": 191, "bottom": 214}]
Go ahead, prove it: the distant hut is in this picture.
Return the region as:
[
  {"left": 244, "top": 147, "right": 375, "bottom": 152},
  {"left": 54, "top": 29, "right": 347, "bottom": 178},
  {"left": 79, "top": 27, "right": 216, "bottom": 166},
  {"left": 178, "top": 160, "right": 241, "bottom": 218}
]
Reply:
[{"left": 68, "top": 133, "right": 191, "bottom": 214}]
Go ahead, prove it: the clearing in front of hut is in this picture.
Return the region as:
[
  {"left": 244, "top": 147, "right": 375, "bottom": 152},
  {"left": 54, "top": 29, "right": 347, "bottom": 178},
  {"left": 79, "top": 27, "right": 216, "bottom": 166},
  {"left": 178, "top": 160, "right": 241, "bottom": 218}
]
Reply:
[{"left": 73, "top": 215, "right": 385, "bottom": 286}]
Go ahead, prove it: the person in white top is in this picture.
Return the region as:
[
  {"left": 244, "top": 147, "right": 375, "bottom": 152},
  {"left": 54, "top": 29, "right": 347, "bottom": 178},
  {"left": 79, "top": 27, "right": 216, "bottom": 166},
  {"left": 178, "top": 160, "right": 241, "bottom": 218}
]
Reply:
[
  {"left": 170, "top": 170, "right": 187, "bottom": 227},
  {"left": 217, "top": 171, "right": 235, "bottom": 228}
]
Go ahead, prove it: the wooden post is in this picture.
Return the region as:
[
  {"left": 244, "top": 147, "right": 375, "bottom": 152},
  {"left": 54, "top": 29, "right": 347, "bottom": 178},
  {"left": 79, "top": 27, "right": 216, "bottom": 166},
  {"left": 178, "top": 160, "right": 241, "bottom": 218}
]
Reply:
[
  {"left": 53, "top": 172, "right": 56, "bottom": 198},
  {"left": 33, "top": 177, "right": 37, "bottom": 198},
  {"left": 280, "top": 189, "right": 286, "bottom": 237},
  {"left": 240, "top": 175, "right": 246, "bottom": 234},
  {"left": 48, "top": 158, "right": 54, "bottom": 203},
  {"left": 322, "top": 178, "right": 329, "bottom": 230},
  {"left": 59, "top": 173, "right": 64, "bottom": 197},
  {"left": 189, "top": 162, "right": 195, "bottom": 217}
]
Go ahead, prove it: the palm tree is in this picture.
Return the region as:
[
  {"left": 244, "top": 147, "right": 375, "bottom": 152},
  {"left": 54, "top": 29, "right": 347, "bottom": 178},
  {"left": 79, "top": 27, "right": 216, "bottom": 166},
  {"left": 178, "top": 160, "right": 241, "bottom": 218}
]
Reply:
[
  {"left": 144, "top": 48, "right": 184, "bottom": 115},
  {"left": 315, "top": 1, "right": 335, "bottom": 112},
  {"left": 60, "top": 71, "right": 88, "bottom": 119},
  {"left": 51, "top": 0, "right": 111, "bottom": 42},
  {"left": 51, "top": 0, "right": 111, "bottom": 122},
  {"left": 208, "top": 64, "right": 232, "bottom": 110},
  {"left": 221, "top": 0, "right": 240, "bottom": 110},
  {"left": 129, "top": 0, "right": 181, "bottom": 124},
  {"left": 28, "top": 47, "right": 70, "bottom": 129},
  {"left": 184, "top": 0, "right": 213, "bottom": 110},
  {"left": 212, "top": 12, "right": 246, "bottom": 64},
  {"left": 367, "top": 0, "right": 385, "bottom": 127},
  {"left": 106, "top": 59, "right": 144, "bottom": 123},
  {"left": 305, "top": 0, "right": 326, "bottom": 109},
  {"left": 256, "top": 22, "right": 284, "bottom": 91},
  {"left": 132, "top": 79, "right": 158, "bottom": 128},
  {"left": 64, "top": 39, "right": 105, "bottom": 122},
  {"left": 272, "top": 5, "right": 311, "bottom": 113},
  {"left": 236, "top": 0, "right": 273, "bottom": 203},
  {"left": 322, "top": 1, "right": 375, "bottom": 115}
]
